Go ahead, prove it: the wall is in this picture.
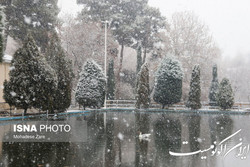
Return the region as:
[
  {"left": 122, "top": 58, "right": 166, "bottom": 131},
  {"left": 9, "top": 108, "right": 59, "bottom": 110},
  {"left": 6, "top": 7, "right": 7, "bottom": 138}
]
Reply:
[{"left": 0, "top": 63, "right": 10, "bottom": 103}]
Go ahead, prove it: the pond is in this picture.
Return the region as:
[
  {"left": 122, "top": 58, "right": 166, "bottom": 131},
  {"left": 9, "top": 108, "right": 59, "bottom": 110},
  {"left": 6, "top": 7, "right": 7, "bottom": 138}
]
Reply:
[{"left": 0, "top": 110, "right": 250, "bottom": 167}]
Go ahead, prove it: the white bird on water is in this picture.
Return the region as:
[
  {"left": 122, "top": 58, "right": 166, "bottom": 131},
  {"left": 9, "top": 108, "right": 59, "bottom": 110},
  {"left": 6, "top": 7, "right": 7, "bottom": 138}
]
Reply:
[
  {"left": 52, "top": 113, "right": 58, "bottom": 120},
  {"left": 139, "top": 132, "right": 151, "bottom": 141}
]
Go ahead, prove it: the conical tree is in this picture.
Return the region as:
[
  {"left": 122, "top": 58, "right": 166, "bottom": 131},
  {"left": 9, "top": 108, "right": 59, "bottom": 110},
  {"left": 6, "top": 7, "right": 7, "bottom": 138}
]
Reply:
[
  {"left": 153, "top": 55, "right": 183, "bottom": 109},
  {"left": 107, "top": 59, "right": 115, "bottom": 100},
  {"left": 46, "top": 34, "right": 74, "bottom": 113},
  {"left": 0, "top": 5, "right": 5, "bottom": 62},
  {"left": 186, "top": 65, "right": 201, "bottom": 110},
  {"left": 75, "top": 60, "right": 106, "bottom": 109},
  {"left": 209, "top": 64, "right": 219, "bottom": 106},
  {"left": 136, "top": 63, "right": 150, "bottom": 109},
  {"left": 217, "top": 78, "right": 234, "bottom": 110},
  {"left": 3, "top": 35, "right": 57, "bottom": 115}
]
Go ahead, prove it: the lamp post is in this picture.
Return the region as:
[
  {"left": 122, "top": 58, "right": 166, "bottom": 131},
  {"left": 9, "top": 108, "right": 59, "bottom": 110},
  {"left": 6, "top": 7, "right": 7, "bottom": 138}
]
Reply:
[{"left": 104, "top": 21, "right": 108, "bottom": 108}]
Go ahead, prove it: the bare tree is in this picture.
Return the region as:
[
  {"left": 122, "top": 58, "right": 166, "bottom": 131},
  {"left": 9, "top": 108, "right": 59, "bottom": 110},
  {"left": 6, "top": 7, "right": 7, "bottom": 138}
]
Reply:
[
  {"left": 58, "top": 14, "right": 118, "bottom": 103},
  {"left": 163, "top": 11, "right": 221, "bottom": 101},
  {"left": 220, "top": 54, "right": 250, "bottom": 102}
]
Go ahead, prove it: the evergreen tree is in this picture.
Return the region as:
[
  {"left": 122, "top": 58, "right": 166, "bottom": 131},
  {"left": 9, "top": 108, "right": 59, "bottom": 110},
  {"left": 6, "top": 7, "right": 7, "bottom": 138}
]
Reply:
[
  {"left": 0, "top": 5, "right": 5, "bottom": 62},
  {"left": 75, "top": 60, "right": 106, "bottom": 109},
  {"left": 209, "top": 64, "right": 219, "bottom": 106},
  {"left": 136, "top": 63, "right": 150, "bottom": 109},
  {"left": 5, "top": 0, "right": 59, "bottom": 51},
  {"left": 46, "top": 34, "right": 74, "bottom": 113},
  {"left": 153, "top": 55, "right": 183, "bottom": 109},
  {"left": 136, "top": 45, "right": 142, "bottom": 74},
  {"left": 107, "top": 59, "right": 115, "bottom": 100},
  {"left": 133, "top": 5, "right": 166, "bottom": 62},
  {"left": 3, "top": 35, "right": 57, "bottom": 115},
  {"left": 186, "top": 65, "right": 201, "bottom": 110},
  {"left": 78, "top": 0, "right": 149, "bottom": 97},
  {"left": 217, "top": 78, "right": 234, "bottom": 110},
  {"left": 3, "top": 80, "right": 14, "bottom": 108},
  {"left": 135, "top": 45, "right": 142, "bottom": 96}
]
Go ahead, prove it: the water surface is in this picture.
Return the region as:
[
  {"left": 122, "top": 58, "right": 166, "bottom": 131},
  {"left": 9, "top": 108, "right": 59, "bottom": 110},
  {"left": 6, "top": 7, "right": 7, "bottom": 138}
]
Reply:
[{"left": 0, "top": 111, "right": 250, "bottom": 167}]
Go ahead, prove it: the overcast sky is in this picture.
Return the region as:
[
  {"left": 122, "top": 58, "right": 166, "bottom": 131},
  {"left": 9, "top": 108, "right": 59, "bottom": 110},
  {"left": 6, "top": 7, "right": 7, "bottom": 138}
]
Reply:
[{"left": 58, "top": 0, "right": 250, "bottom": 58}]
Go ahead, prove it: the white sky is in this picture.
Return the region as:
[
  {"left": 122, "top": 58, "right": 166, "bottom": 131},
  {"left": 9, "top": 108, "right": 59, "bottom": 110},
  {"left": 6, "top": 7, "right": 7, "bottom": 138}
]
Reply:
[{"left": 58, "top": 0, "right": 250, "bottom": 58}]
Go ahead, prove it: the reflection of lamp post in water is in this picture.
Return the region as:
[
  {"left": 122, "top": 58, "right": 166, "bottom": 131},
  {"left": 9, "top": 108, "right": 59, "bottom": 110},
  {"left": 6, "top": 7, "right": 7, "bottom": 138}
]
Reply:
[{"left": 103, "top": 21, "right": 108, "bottom": 133}]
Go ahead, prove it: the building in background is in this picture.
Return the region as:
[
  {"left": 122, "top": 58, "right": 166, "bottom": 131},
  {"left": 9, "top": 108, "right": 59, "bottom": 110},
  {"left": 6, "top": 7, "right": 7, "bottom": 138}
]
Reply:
[{"left": 0, "top": 54, "right": 12, "bottom": 103}]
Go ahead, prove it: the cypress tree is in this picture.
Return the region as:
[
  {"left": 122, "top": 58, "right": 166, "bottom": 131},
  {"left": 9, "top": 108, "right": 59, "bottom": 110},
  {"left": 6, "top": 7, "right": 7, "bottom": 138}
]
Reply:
[
  {"left": 75, "top": 60, "right": 106, "bottom": 109},
  {"left": 107, "top": 59, "right": 115, "bottom": 100},
  {"left": 153, "top": 55, "right": 183, "bottom": 109},
  {"left": 3, "top": 35, "right": 57, "bottom": 115},
  {"left": 209, "top": 64, "right": 219, "bottom": 106},
  {"left": 46, "top": 34, "right": 74, "bottom": 113},
  {"left": 186, "top": 65, "right": 201, "bottom": 110},
  {"left": 217, "top": 78, "right": 234, "bottom": 110},
  {"left": 0, "top": 5, "right": 5, "bottom": 62},
  {"left": 136, "top": 45, "right": 142, "bottom": 74},
  {"left": 136, "top": 63, "right": 150, "bottom": 109}
]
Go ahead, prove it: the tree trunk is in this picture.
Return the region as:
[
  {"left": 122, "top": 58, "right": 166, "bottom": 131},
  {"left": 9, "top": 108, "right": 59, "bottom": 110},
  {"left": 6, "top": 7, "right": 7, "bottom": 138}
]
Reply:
[
  {"left": 162, "top": 105, "right": 165, "bottom": 109},
  {"left": 117, "top": 42, "right": 124, "bottom": 99},
  {"left": 9, "top": 106, "right": 12, "bottom": 116},
  {"left": 24, "top": 108, "right": 27, "bottom": 116},
  {"left": 143, "top": 48, "right": 147, "bottom": 63}
]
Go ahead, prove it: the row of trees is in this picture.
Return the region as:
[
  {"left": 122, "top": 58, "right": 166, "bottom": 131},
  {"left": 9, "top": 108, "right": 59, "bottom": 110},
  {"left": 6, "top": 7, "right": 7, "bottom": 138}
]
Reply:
[
  {"left": 3, "top": 35, "right": 73, "bottom": 115},
  {"left": 56, "top": 2, "right": 222, "bottom": 101},
  {"left": 75, "top": 54, "right": 234, "bottom": 110},
  {"left": 135, "top": 55, "right": 234, "bottom": 110}
]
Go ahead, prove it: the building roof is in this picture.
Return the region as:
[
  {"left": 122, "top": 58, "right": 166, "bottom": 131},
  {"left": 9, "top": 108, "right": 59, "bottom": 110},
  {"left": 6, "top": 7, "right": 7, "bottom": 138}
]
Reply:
[{"left": 3, "top": 54, "right": 12, "bottom": 63}]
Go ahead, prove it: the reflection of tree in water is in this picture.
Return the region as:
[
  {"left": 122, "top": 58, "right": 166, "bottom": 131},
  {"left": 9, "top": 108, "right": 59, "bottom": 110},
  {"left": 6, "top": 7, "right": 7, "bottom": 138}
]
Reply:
[
  {"left": 105, "top": 118, "right": 115, "bottom": 167},
  {"left": 2, "top": 142, "right": 71, "bottom": 167},
  {"left": 154, "top": 115, "right": 182, "bottom": 167},
  {"left": 187, "top": 114, "right": 203, "bottom": 167},
  {"left": 80, "top": 112, "right": 106, "bottom": 166},
  {"left": 188, "top": 114, "right": 201, "bottom": 152},
  {"left": 209, "top": 115, "right": 233, "bottom": 144},
  {"left": 135, "top": 113, "right": 150, "bottom": 167}
]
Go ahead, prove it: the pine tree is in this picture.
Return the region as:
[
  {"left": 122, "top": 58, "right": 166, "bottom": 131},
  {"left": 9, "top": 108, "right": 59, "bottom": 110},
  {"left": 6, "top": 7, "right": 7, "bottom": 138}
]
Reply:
[
  {"left": 186, "top": 65, "right": 201, "bottom": 110},
  {"left": 107, "top": 59, "right": 115, "bottom": 100},
  {"left": 217, "top": 78, "right": 234, "bottom": 110},
  {"left": 46, "top": 34, "right": 74, "bottom": 113},
  {"left": 75, "top": 60, "right": 106, "bottom": 109},
  {"left": 136, "top": 45, "right": 142, "bottom": 74},
  {"left": 153, "top": 55, "right": 183, "bottom": 109},
  {"left": 209, "top": 64, "right": 219, "bottom": 106},
  {"left": 3, "top": 35, "right": 57, "bottom": 115},
  {"left": 0, "top": 5, "right": 5, "bottom": 62},
  {"left": 136, "top": 63, "right": 150, "bottom": 109},
  {"left": 5, "top": 0, "right": 59, "bottom": 51},
  {"left": 133, "top": 5, "right": 166, "bottom": 62}
]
